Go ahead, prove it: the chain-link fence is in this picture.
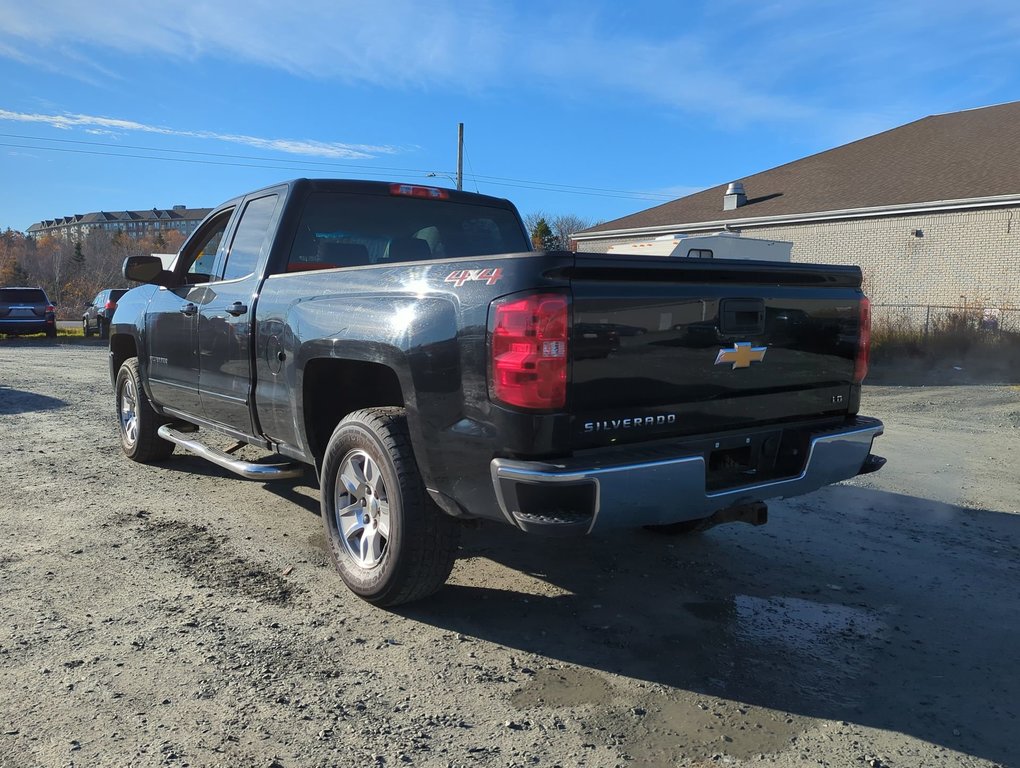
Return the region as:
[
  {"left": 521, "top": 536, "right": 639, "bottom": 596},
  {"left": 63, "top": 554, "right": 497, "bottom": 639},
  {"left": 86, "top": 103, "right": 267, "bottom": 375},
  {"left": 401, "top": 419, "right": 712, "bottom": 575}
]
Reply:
[{"left": 872, "top": 304, "right": 1020, "bottom": 336}]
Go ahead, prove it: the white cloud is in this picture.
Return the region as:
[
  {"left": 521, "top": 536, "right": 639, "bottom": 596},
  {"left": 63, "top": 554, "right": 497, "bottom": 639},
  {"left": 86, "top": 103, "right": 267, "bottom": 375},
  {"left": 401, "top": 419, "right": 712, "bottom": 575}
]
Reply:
[
  {"left": 0, "top": 1, "right": 805, "bottom": 123},
  {"left": 4, "top": 1, "right": 1020, "bottom": 131},
  {"left": 0, "top": 0, "right": 511, "bottom": 87},
  {"left": 0, "top": 109, "right": 399, "bottom": 159}
]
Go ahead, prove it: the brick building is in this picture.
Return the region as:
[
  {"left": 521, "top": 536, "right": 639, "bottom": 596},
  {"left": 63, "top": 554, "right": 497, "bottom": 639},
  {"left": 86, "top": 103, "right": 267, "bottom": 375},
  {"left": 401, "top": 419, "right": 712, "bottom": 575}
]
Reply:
[
  {"left": 26, "top": 205, "right": 212, "bottom": 242},
  {"left": 574, "top": 101, "right": 1020, "bottom": 323}
]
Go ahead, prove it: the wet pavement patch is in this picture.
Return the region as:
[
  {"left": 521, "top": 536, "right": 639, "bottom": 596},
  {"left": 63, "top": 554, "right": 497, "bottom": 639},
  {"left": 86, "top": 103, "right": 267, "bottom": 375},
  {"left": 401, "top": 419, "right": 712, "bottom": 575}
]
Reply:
[
  {"left": 510, "top": 666, "right": 614, "bottom": 708},
  {"left": 684, "top": 595, "right": 887, "bottom": 709},
  {"left": 627, "top": 698, "right": 814, "bottom": 765}
]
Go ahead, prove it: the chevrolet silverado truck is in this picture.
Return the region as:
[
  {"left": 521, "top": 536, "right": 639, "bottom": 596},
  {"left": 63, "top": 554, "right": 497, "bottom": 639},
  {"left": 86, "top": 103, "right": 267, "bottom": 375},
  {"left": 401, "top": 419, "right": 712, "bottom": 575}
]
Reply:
[{"left": 111, "top": 179, "right": 884, "bottom": 606}]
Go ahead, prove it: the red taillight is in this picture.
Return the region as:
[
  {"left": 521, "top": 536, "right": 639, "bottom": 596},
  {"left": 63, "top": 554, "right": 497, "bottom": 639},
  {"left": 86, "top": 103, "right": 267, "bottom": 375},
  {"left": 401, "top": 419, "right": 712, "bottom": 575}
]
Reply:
[
  {"left": 104, "top": 300, "right": 117, "bottom": 311},
  {"left": 389, "top": 183, "right": 449, "bottom": 200},
  {"left": 45, "top": 305, "right": 56, "bottom": 314},
  {"left": 854, "top": 297, "right": 871, "bottom": 384},
  {"left": 490, "top": 293, "right": 569, "bottom": 410}
]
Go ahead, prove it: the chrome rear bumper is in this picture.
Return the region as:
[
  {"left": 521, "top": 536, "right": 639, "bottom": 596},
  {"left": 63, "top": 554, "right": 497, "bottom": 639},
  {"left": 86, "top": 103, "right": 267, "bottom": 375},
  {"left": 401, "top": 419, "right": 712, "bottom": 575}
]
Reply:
[{"left": 491, "top": 418, "right": 884, "bottom": 534}]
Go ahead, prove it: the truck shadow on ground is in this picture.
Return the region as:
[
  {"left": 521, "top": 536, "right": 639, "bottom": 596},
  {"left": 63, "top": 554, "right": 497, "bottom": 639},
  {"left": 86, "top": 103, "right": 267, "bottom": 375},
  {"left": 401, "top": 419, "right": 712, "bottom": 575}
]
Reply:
[
  {"left": 157, "top": 453, "right": 320, "bottom": 512},
  {"left": 403, "top": 485, "right": 1019, "bottom": 765},
  {"left": 0, "top": 385, "right": 67, "bottom": 414},
  {"left": 158, "top": 455, "right": 327, "bottom": 523}
]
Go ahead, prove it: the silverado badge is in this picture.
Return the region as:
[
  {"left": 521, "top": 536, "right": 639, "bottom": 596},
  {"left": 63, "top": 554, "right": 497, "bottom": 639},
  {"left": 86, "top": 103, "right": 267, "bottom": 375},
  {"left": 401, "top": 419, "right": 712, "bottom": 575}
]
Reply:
[{"left": 714, "top": 342, "right": 767, "bottom": 369}]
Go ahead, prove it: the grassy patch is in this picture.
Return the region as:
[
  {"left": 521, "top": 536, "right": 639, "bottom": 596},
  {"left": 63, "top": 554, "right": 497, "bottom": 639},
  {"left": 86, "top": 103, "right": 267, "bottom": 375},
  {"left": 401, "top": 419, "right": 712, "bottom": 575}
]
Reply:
[
  {"left": 873, "top": 310, "right": 1017, "bottom": 358},
  {"left": 871, "top": 309, "right": 1020, "bottom": 383},
  {"left": 1, "top": 326, "right": 89, "bottom": 341}
]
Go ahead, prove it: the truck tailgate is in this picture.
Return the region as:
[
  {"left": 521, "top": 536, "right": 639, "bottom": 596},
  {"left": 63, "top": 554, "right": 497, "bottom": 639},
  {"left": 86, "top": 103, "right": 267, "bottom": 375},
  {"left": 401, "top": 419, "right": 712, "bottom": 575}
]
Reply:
[{"left": 568, "top": 255, "right": 865, "bottom": 448}]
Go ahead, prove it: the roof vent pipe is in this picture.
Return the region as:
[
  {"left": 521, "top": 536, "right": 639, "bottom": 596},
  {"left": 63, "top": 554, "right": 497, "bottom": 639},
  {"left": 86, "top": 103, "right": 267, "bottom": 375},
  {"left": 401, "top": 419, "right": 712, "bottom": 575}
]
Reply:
[{"left": 724, "top": 181, "right": 747, "bottom": 210}]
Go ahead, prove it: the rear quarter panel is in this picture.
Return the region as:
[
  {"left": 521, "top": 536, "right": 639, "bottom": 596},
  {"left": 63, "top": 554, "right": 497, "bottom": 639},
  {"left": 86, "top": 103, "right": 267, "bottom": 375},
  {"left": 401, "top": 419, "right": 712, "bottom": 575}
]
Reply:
[{"left": 253, "top": 253, "right": 572, "bottom": 514}]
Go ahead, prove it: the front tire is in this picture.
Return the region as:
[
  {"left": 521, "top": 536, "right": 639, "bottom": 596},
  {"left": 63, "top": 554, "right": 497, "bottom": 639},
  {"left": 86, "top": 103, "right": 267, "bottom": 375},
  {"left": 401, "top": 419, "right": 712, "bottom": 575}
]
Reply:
[
  {"left": 115, "top": 358, "right": 174, "bottom": 462},
  {"left": 320, "top": 407, "right": 459, "bottom": 606}
]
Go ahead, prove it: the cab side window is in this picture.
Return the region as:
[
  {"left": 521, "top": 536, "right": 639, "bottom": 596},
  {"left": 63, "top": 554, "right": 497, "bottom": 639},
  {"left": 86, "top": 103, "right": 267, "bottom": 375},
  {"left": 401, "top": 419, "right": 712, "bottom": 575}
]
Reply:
[
  {"left": 180, "top": 210, "right": 233, "bottom": 284},
  {"left": 222, "top": 194, "right": 280, "bottom": 281}
]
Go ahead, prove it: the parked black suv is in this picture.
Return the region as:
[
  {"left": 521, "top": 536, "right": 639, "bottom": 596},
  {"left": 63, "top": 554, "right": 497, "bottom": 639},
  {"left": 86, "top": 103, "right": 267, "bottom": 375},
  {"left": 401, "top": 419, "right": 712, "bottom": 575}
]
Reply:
[
  {"left": 0, "top": 287, "right": 57, "bottom": 338},
  {"left": 83, "top": 288, "right": 127, "bottom": 339}
]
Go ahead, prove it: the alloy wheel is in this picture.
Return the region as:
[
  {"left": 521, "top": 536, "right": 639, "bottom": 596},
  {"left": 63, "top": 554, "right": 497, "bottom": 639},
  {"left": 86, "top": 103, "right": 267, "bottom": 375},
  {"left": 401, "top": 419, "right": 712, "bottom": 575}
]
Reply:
[{"left": 334, "top": 449, "right": 391, "bottom": 569}]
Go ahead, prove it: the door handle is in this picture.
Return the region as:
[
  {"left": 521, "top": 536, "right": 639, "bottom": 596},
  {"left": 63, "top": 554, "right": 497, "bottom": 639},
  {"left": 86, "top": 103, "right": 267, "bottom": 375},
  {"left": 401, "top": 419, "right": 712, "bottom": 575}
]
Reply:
[
  {"left": 179, "top": 302, "right": 197, "bottom": 316},
  {"left": 224, "top": 302, "right": 248, "bottom": 317}
]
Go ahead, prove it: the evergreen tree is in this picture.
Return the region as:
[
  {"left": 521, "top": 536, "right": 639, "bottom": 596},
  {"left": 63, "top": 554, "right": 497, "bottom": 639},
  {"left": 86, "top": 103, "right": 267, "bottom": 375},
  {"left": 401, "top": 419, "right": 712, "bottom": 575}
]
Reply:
[
  {"left": 530, "top": 217, "right": 557, "bottom": 251},
  {"left": 72, "top": 240, "right": 86, "bottom": 269}
]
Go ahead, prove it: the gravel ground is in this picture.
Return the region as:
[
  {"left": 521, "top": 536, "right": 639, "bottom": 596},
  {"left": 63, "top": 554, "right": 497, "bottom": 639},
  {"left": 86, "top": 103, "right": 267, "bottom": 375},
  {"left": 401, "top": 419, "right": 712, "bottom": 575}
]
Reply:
[{"left": 0, "top": 340, "right": 1017, "bottom": 768}]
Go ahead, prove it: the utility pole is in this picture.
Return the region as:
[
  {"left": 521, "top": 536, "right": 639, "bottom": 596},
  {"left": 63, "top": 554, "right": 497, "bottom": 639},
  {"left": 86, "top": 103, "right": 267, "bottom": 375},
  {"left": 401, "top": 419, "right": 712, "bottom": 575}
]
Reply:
[{"left": 456, "top": 122, "right": 464, "bottom": 191}]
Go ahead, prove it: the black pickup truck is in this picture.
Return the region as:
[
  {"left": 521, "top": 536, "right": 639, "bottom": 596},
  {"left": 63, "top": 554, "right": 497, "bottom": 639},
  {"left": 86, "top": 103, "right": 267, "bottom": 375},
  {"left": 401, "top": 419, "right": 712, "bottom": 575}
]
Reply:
[{"left": 111, "top": 179, "right": 884, "bottom": 605}]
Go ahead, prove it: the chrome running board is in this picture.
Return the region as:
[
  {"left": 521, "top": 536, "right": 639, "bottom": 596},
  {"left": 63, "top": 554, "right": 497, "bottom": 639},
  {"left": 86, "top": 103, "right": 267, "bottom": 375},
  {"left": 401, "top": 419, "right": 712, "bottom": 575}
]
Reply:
[{"left": 157, "top": 425, "right": 305, "bottom": 480}]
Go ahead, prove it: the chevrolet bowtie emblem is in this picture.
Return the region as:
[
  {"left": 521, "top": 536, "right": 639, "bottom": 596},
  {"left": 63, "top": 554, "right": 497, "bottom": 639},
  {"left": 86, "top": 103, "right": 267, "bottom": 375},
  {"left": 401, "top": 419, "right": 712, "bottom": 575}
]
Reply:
[{"left": 714, "top": 342, "right": 767, "bottom": 369}]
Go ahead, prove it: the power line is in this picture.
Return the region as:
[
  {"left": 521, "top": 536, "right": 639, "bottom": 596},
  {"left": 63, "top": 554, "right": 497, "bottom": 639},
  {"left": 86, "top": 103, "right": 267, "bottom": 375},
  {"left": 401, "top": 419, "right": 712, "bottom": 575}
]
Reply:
[
  {"left": 0, "top": 141, "right": 404, "bottom": 178},
  {"left": 461, "top": 177, "right": 673, "bottom": 201},
  {"left": 0, "top": 132, "right": 431, "bottom": 175},
  {"left": 1, "top": 132, "right": 677, "bottom": 203}
]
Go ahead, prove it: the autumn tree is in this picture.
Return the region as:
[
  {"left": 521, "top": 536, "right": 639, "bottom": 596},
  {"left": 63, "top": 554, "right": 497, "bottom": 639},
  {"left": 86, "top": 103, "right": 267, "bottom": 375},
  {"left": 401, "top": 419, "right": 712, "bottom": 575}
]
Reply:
[
  {"left": 3, "top": 224, "right": 197, "bottom": 316},
  {"left": 0, "top": 229, "right": 30, "bottom": 286},
  {"left": 150, "top": 228, "right": 185, "bottom": 256}
]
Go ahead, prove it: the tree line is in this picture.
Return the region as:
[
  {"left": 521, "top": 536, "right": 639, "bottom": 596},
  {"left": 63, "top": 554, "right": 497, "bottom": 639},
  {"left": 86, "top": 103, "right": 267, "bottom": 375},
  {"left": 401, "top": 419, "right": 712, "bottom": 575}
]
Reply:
[
  {"left": 522, "top": 212, "right": 599, "bottom": 251},
  {"left": 0, "top": 228, "right": 185, "bottom": 317}
]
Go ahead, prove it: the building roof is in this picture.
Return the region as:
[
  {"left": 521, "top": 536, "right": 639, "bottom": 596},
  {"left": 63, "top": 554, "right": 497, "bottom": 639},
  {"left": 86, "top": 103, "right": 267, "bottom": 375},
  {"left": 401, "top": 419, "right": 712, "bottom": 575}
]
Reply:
[
  {"left": 582, "top": 100, "right": 1020, "bottom": 236},
  {"left": 26, "top": 206, "right": 213, "bottom": 234}
]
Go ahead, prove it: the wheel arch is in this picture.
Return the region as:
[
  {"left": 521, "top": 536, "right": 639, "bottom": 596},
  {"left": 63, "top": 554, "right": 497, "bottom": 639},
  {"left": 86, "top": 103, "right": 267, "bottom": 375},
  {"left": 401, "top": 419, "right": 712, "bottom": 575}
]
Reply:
[
  {"left": 301, "top": 357, "right": 406, "bottom": 470},
  {"left": 109, "top": 333, "right": 138, "bottom": 389}
]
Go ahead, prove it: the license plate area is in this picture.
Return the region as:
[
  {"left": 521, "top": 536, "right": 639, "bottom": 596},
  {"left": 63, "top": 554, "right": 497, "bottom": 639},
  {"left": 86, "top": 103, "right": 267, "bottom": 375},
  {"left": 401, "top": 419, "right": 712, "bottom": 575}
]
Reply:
[{"left": 705, "top": 430, "right": 782, "bottom": 491}]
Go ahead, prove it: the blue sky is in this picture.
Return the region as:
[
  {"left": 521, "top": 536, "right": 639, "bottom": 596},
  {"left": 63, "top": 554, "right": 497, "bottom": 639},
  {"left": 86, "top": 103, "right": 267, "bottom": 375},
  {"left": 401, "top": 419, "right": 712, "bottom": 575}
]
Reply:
[{"left": 2, "top": 0, "right": 1020, "bottom": 232}]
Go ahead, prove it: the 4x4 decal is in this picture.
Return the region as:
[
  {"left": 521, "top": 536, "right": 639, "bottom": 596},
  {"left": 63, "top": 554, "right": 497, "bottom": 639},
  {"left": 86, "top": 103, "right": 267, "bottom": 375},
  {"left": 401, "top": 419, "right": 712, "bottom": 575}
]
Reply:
[{"left": 444, "top": 268, "right": 503, "bottom": 287}]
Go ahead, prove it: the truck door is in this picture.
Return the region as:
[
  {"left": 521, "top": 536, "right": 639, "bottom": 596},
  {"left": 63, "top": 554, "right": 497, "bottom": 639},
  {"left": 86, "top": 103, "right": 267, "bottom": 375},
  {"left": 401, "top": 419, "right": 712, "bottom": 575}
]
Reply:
[
  {"left": 198, "top": 192, "right": 282, "bottom": 433},
  {"left": 145, "top": 210, "right": 233, "bottom": 416}
]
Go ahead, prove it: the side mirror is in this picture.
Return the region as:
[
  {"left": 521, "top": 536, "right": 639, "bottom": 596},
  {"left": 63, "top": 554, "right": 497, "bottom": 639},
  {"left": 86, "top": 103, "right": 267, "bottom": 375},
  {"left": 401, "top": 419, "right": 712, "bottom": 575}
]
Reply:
[{"left": 123, "top": 255, "right": 173, "bottom": 286}]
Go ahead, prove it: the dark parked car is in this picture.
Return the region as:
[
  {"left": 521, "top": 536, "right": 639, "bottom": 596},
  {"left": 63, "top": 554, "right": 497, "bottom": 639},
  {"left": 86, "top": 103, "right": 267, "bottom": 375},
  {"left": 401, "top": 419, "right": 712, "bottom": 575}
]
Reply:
[
  {"left": 0, "top": 287, "right": 57, "bottom": 338},
  {"left": 83, "top": 288, "right": 127, "bottom": 339}
]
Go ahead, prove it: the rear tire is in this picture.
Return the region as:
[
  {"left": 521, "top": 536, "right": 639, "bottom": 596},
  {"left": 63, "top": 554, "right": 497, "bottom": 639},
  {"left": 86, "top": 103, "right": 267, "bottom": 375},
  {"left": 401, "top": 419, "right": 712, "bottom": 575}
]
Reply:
[
  {"left": 320, "top": 407, "right": 459, "bottom": 606},
  {"left": 46, "top": 325, "right": 56, "bottom": 339},
  {"left": 115, "top": 358, "right": 174, "bottom": 462},
  {"left": 98, "top": 318, "right": 109, "bottom": 340},
  {"left": 83, "top": 318, "right": 93, "bottom": 338}
]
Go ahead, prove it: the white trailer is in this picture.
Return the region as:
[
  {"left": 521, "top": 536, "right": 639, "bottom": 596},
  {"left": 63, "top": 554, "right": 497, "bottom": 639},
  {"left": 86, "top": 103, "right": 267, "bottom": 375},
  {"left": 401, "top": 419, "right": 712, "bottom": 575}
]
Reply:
[{"left": 607, "top": 232, "right": 792, "bottom": 262}]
